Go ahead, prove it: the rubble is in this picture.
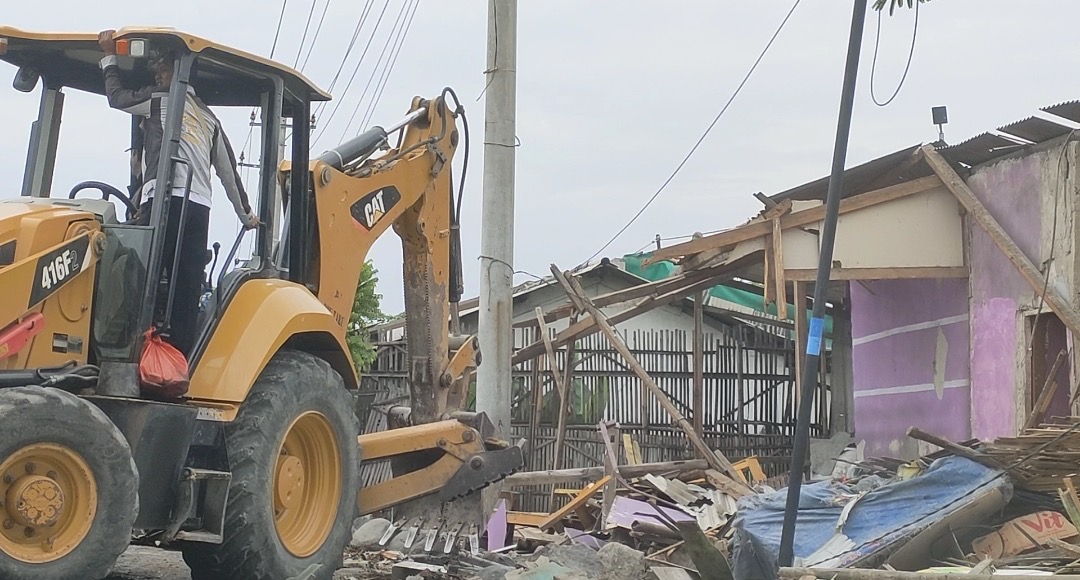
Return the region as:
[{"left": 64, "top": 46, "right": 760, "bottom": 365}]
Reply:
[{"left": 337, "top": 403, "right": 1080, "bottom": 579}]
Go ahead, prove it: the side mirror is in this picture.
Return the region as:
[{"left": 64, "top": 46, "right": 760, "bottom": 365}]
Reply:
[{"left": 13, "top": 66, "right": 39, "bottom": 93}]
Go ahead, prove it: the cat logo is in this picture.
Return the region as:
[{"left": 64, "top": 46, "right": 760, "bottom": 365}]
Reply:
[{"left": 350, "top": 186, "right": 402, "bottom": 231}]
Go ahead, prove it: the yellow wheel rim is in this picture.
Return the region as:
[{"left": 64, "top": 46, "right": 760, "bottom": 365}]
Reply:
[
  {"left": 0, "top": 443, "right": 97, "bottom": 563},
  {"left": 273, "top": 411, "right": 342, "bottom": 557}
]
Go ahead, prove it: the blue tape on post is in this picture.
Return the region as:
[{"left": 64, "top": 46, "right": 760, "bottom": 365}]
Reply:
[{"left": 806, "top": 317, "right": 825, "bottom": 356}]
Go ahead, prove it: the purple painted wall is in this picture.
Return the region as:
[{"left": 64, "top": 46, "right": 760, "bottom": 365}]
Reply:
[
  {"left": 850, "top": 278, "right": 970, "bottom": 458},
  {"left": 967, "top": 155, "right": 1044, "bottom": 440}
]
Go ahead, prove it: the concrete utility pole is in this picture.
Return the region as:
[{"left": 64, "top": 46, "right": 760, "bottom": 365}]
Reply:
[{"left": 476, "top": 0, "right": 517, "bottom": 438}]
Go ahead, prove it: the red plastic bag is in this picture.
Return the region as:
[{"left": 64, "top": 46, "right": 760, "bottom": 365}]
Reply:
[{"left": 139, "top": 329, "right": 190, "bottom": 398}]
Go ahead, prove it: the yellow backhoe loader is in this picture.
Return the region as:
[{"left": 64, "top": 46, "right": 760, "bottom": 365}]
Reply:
[{"left": 0, "top": 26, "right": 521, "bottom": 579}]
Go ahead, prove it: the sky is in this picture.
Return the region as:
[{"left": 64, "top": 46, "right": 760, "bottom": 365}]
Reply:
[{"left": 2, "top": 1, "right": 1080, "bottom": 314}]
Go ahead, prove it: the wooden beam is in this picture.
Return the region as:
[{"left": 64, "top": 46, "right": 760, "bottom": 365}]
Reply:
[
  {"left": 550, "top": 265, "right": 586, "bottom": 312},
  {"left": 692, "top": 291, "right": 705, "bottom": 441},
  {"left": 922, "top": 144, "right": 1080, "bottom": 338},
  {"left": 906, "top": 427, "right": 1005, "bottom": 470},
  {"left": 793, "top": 281, "right": 808, "bottom": 407},
  {"left": 538, "top": 475, "right": 610, "bottom": 531},
  {"left": 504, "top": 459, "right": 710, "bottom": 487},
  {"left": 780, "top": 568, "right": 1080, "bottom": 580},
  {"left": 772, "top": 218, "right": 788, "bottom": 320},
  {"left": 512, "top": 261, "right": 747, "bottom": 365},
  {"left": 644, "top": 175, "right": 943, "bottom": 264},
  {"left": 535, "top": 308, "right": 570, "bottom": 477},
  {"left": 784, "top": 266, "right": 967, "bottom": 281},
  {"left": 562, "top": 271, "right": 751, "bottom": 490}
]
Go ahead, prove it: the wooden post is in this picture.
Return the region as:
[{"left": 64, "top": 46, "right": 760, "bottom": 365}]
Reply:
[
  {"left": 536, "top": 307, "right": 571, "bottom": 508},
  {"left": 557, "top": 318, "right": 578, "bottom": 471},
  {"left": 600, "top": 421, "right": 619, "bottom": 526},
  {"left": 528, "top": 322, "right": 543, "bottom": 470},
  {"left": 772, "top": 218, "right": 788, "bottom": 320},
  {"left": 793, "top": 281, "right": 808, "bottom": 407},
  {"left": 560, "top": 269, "right": 750, "bottom": 489},
  {"left": 693, "top": 291, "right": 705, "bottom": 442},
  {"left": 922, "top": 145, "right": 1080, "bottom": 338}
]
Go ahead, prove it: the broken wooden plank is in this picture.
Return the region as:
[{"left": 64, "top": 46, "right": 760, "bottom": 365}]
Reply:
[
  {"left": 561, "top": 270, "right": 750, "bottom": 489},
  {"left": 645, "top": 175, "right": 943, "bottom": 264},
  {"left": 623, "top": 433, "right": 643, "bottom": 465},
  {"left": 906, "top": 427, "right": 1006, "bottom": 470},
  {"left": 538, "top": 475, "right": 611, "bottom": 531},
  {"left": 504, "top": 459, "right": 710, "bottom": 487},
  {"left": 732, "top": 456, "right": 767, "bottom": 484},
  {"left": 1026, "top": 349, "right": 1069, "bottom": 430},
  {"left": 772, "top": 218, "right": 788, "bottom": 321},
  {"left": 507, "top": 511, "right": 550, "bottom": 528},
  {"left": 922, "top": 144, "right": 1080, "bottom": 339}
]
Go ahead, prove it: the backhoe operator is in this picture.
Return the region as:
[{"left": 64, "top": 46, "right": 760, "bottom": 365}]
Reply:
[{"left": 97, "top": 30, "right": 259, "bottom": 357}]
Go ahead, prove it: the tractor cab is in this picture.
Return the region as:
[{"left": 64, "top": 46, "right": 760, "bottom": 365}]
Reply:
[{"left": 0, "top": 26, "right": 325, "bottom": 384}]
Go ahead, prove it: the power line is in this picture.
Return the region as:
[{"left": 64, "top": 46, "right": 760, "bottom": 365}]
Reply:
[
  {"left": 312, "top": 0, "right": 394, "bottom": 146},
  {"left": 269, "top": 0, "right": 289, "bottom": 59},
  {"left": 300, "top": 0, "right": 334, "bottom": 72},
  {"left": 337, "top": 0, "right": 412, "bottom": 141},
  {"left": 319, "top": 0, "right": 376, "bottom": 101},
  {"left": 293, "top": 0, "right": 320, "bottom": 68},
  {"left": 360, "top": 0, "right": 420, "bottom": 131},
  {"left": 870, "top": 0, "right": 919, "bottom": 107},
  {"left": 582, "top": 0, "right": 803, "bottom": 264}
]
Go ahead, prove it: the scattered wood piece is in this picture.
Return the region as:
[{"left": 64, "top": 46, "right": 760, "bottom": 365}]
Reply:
[
  {"left": 705, "top": 469, "right": 754, "bottom": 499},
  {"left": 538, "top": 475, "right": 611, "bottom": 531},
  {"left": 732, "top": 456, "right": 767, "bottom": 484},
  {"left": 906, "top": 428, "right": 1005, "bottom": 470},
  {"left": 506, "top": 511, "right": 549, "bottom": 528},
  {"left": 623, "top": 433, "right": 643, "bottom": 465},
  {"left": 1047, "top": 537, "right": 1080, "bottom": 558}
]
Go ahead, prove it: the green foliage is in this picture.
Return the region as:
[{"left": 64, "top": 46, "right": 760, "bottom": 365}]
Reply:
[
  {"left": 872, "top": 0, "right": 931, "bottom": 14},
  {"left": 346, "top": 260, "right": 388, "bottom": 371}
]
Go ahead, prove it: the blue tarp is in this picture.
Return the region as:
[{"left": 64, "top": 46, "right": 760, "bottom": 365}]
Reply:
[{"left": 731, "top": 456, "right": 1012, "bottom": 579}]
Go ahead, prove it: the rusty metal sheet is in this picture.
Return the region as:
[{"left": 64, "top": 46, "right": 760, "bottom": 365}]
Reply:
[
  {"left": 997, "top": 116, "right": 1072, "bottom": 144},
  {"left": 939, "top": 132, "right": 1024, "bottom": 167},
  {"left": 1042, "top": 100, "right": 1080, "bottom": 124}
]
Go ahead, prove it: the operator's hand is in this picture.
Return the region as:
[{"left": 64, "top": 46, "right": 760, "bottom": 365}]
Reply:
[
  {"left": 241, "top": 212, "right": 260, "bottom": 230},
  {"left": 98, "top": 30, "right": 117, "bottom": 55}
]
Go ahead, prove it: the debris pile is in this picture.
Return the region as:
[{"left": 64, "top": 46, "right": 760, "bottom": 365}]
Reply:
[{"left": 767, "top": 422, "right": 1080, "bottom": 579}]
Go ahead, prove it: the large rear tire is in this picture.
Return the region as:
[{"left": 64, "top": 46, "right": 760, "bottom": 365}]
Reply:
[
  {"left": 0, "top": 386, "right": 138, "bottom": 580},
  {"left": 181, "top": 350, "right": 360, "bottom": 579}
]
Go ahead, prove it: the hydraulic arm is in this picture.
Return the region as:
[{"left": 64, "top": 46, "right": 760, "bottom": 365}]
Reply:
[{"left": 296, "top": 91, "right": 521, "bottom": 527}]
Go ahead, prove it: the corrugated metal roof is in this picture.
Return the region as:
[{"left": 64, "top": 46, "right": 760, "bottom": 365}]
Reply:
[
  {"left": 1042, "top": 100, "right": 1080, "bottom": 124},
  {"left": 937, "top": 132, "right": 1025, "bottom": 167},
  {"left": 997, "top": 116, "right": 1072, "bottom": 144},
  {"left": 769, "top": 145, "right": 930, "bottom": 203}
]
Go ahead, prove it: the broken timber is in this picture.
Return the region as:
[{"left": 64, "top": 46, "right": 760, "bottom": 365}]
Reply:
[
  {"left": 503, "top": 459, "right": 710, "bottom": 486},
  {"left": 558, "top": 267, "right": 751, "bottom": 491},
  {"left": 921, "top": 144, "right": 1080, "bottom": 338}
]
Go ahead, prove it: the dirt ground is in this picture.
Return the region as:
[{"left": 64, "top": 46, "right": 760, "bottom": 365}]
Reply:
[{"left": 105, "top": 546, "right": 191, "bottom": 580}]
